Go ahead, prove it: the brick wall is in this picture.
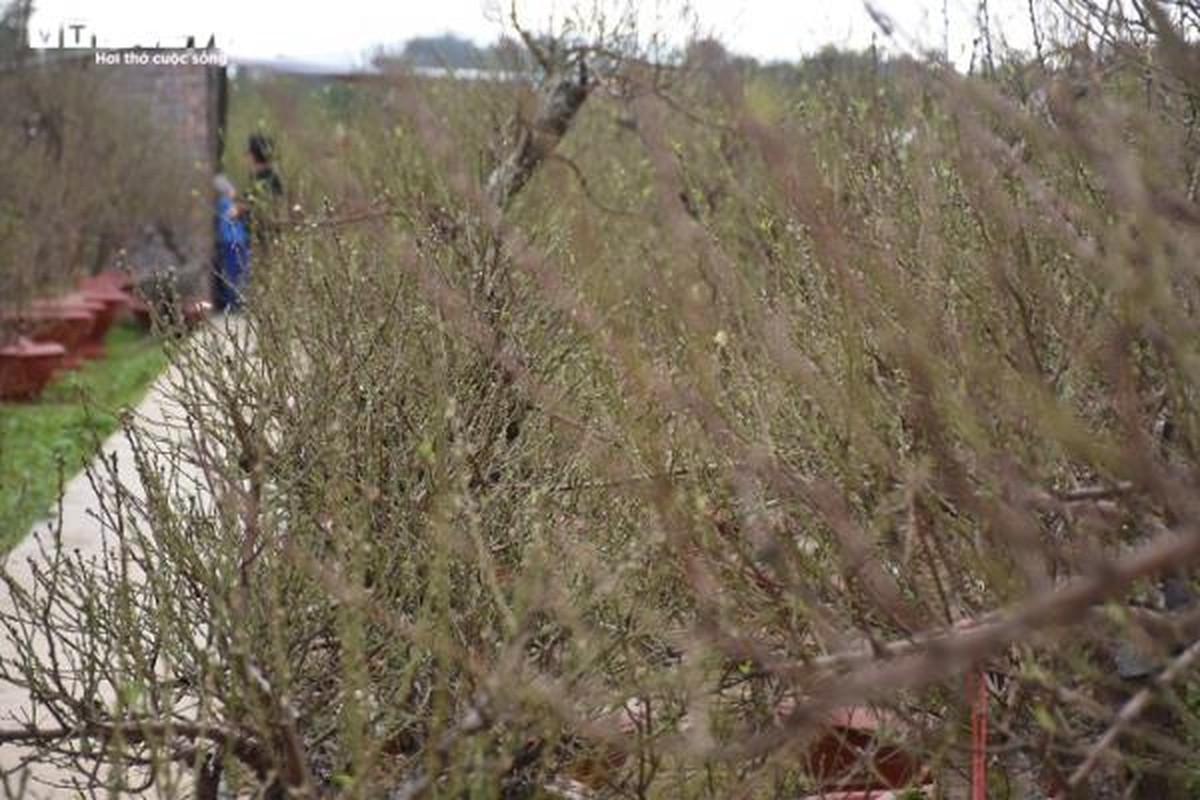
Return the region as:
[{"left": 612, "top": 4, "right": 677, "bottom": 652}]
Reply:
[{"left": 110, "top": 54, "right": 225, "bottom": 296}]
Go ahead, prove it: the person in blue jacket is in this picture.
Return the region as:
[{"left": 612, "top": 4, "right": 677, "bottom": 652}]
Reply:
[{"left": 213, "top": 174, "right": 250, "bottom": 312}]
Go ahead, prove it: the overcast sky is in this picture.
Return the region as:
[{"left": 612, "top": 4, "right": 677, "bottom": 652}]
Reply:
[{"left": 25, "top": 0, "right": 1039, "bottom": 68}]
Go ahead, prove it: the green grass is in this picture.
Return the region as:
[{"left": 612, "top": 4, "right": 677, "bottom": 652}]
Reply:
[{"left": 0, "top": 322, "right": 166, "bottom": 550}]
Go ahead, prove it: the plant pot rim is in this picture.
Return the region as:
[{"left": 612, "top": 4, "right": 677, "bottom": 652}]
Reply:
[
  {"left": 1, "top": 337, "right": 67, "bottom": 356},
  {"left": 79, "top": 285, "right": 130, "bottom": 301},
  {"left": 2, "top": 307, "right": 94, "bottom": 321}
]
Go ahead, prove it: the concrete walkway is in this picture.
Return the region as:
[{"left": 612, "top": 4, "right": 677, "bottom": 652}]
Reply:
[{"left": 0, "top": 319, "right": 237, "bottom": 798}]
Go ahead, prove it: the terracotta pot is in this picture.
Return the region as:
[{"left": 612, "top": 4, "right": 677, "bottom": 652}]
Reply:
[
  {"left": 79, "top": 284, "right": 132, "bottom": 323},
  {"left": 1, "top": 307, "right": 95, "bottom": 368},
  {"left": 0, "top": 338, "right": 66, "bottom": 401},
  {"left": 800, "top": 790, "right": 932, "bottom": 799},
  {"left": 128, "top": 296, "right": 153, "bottom": 330},
  {"left": 79, "top": 270, "right": 134, "bottom": 293},
  {"left": 803, "top": 707, "right": 923, "bottom": 791},
  {"left": 32, "top": 294, "right": 112, "bottom": 359}
]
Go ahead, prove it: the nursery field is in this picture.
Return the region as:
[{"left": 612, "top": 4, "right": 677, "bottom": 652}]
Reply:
[{"left": 4, "top": 2, "right": 1200, "bottom": 797}]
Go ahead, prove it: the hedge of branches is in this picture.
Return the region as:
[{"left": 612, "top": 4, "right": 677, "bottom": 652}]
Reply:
[{"left": 4, "top": 1, "right": 1200, "bottom": 797}]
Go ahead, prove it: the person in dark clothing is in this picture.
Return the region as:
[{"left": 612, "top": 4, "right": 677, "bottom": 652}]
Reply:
[
  {"left": 243, "top": 133, "right": 284, "bottom": 247},
  {"left": 248, "top": 133, "right": 283, "bottom": 197}
]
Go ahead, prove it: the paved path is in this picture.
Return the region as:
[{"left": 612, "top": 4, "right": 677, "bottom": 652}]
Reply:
[{"left": 0, "top": 319, "right": 237, "bottom": 798}]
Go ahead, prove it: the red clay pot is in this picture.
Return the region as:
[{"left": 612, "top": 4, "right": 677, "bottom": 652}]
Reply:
[
  {"left": 30, "top": 309, "right": 94, "bottom": 368},
  {"left": 799, "top": 707, "right": 924, "bottom": 792},
  {"left": 1, "top": 307, "right": 95, "bottom": 368},
  {"left": 0, "top": 338, "right": 67, "bottom": 401},
  {"left": 32, "top": 294, "right": 112, "bottom": 359},
  {"left": 79, "top": 284, "right": 132, "bottom": 323},
  {"left": 129, "top": 296, "right": 153, "bottom": 331},
  {"left": 79, "top": 270, "right": 134, "bottom": 293},
  {"left": 800, "top": 790, "right": 932, "bottom": 799}
]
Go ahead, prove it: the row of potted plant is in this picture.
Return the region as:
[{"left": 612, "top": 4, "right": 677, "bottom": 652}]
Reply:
[{"left": 0, "top": 271, "right": 137, "bottom": 402}]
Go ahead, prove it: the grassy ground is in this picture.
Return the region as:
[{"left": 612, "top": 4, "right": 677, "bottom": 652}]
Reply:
[{"left": 0, "top": 322, "right": 165, "bottom": 550}]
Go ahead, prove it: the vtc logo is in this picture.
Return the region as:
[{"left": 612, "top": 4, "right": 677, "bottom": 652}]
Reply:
[
  {"left": 27, "top": 14, "right": 217, "bottom": 51},
  {"left": 29, "top": 18, "right": 97, "bottom": 49}
]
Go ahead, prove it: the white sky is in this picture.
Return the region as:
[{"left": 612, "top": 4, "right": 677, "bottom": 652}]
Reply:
[{"left": 25, "top": 0, "right": 1039, "bottom": 68}]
